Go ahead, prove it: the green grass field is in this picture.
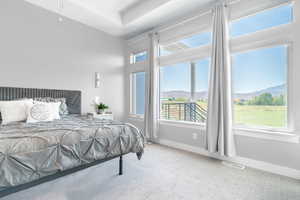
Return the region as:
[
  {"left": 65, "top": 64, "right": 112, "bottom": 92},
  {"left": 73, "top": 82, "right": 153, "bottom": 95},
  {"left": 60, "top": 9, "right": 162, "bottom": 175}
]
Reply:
[
  {"left": 198, "top": 101, "right": 287, "bottom": 127},
  {"left": 162, "top": 101, "right": 287, "bottom": 127},
  {"left": 198, "top": 102, "right": 287, "bottom": 127},
  {"left": 233, "top": 105, "right": 287, "bottom": 128}
]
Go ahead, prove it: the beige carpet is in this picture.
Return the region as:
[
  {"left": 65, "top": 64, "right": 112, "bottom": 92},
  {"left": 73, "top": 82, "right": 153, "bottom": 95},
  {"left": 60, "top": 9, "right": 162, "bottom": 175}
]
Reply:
[{"left": 3, "top": 144, "right": 300, "bottom": 200}]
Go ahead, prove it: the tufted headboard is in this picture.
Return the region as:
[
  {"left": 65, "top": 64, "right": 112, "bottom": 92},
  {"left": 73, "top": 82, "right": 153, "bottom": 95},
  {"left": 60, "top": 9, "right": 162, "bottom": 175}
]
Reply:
[{"left": 0, "top": 87, "right": 81, "bottom": 114}]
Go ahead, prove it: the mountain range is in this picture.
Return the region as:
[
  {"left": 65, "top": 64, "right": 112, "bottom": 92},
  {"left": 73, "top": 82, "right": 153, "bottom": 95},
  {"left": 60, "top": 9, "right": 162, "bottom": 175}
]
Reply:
[{"left": 161, "top": 84, "right": 286, "bottom": 100}]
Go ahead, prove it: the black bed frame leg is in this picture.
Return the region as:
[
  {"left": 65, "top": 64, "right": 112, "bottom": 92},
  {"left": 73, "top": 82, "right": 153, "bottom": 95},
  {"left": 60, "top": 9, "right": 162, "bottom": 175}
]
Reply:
[{"left": 119, "top": 155, "right": 123, "bottom": 175}]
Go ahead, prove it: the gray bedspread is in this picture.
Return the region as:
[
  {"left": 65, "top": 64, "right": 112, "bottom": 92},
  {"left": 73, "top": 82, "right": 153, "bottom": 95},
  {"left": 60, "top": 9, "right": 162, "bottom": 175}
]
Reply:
[{"left": 0, "top": 115, "right": 145, "bottom": 188}]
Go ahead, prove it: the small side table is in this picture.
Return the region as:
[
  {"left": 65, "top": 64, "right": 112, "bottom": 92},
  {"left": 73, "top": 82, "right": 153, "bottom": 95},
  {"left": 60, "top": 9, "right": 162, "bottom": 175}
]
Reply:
[{"left": 93, "top": 113, "right": 114, "bottom": 120}]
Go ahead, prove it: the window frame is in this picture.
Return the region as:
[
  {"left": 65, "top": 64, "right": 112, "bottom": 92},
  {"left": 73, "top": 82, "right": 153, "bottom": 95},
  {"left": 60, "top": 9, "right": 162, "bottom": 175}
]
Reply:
[
  {"left": 231, "top": 43, "right": 293, "bottom": 132},
  {"left": 130, "top": 50, "right": 148, "bottom": 64},
  {"left": 159, "top": 58, "right": 211, "bottom": 125},
  {"left": 228, "top": 1, "right": 295, "bottom": 133},
  {"left": 126, "top": 1, "right": 298, "bottom": 141},
  {"left": 158, "top": 25, "right": 213, "bottom": 125},
  {"left": 128, "top": 47, "right": 148, "bottom": 119}
]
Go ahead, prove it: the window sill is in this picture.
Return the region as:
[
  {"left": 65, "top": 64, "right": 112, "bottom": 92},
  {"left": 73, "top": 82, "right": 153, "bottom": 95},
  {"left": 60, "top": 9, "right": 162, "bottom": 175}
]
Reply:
[
  {"left": 159, "top": 119, "right": 206, "bottom": 129},
  {"left": 128, "top": 114, "right": 144, "bottom": 121},
  {"left": 128, "top": 116, "right": 299, "bottom": 143},
  {"left": 234, "top": 127, "right": 300, "bottom": 144},
  {"left": 158, "top": 120, "right": 299, "bottom": 143}
]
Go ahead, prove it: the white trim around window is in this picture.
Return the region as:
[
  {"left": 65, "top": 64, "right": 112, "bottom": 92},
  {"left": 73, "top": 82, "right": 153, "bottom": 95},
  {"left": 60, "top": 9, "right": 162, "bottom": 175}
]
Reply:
[
  {"left": 158, "top": 1, "right": 296, "bottom": 136},
  {"left": 230, "top": 39, "right": 293, "bottom": 134},
  {"left": 159, "top": 119, "right": 206, "bottom": 129},
  {"left": 229, "top": 0, "right": 293, "bottom": 22},
  {"left": 159, "top": 45, "right": 211, "bottom": 66},
  {"left": 126, "top": 0, "right": 299, "bottom": 143},
  {"left": 230, "top": 23, "right": 293, "bottom": 54},
  {"left": 128, "top": 114, "right": 144, "bottom": 120},
  {"left": 234, "top": 127, "right": 299, "bottom": 144},
  {"left": 231, "top": 43, "right": 293, "bottom": 132},
  {"left": 127, "top": 46, "right": 148, "bottom": 119},
  {"left": 129, "top": 72, "right": 136, "bottom": 115},
  {"left": 129, "top": 71, "right": 146, "bottom": 117},
  {"left": 228, "top": 1, "right": 295, "bottom": 134}
]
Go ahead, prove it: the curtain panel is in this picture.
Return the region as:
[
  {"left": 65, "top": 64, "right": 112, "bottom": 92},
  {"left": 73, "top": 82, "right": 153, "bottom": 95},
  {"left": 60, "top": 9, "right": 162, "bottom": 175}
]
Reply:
[
  {"left": 205, "top": 2, "right": 235, "bottom": 157},
  {"left": 144, "top": 33, "right": 160, "bottom": 142}
]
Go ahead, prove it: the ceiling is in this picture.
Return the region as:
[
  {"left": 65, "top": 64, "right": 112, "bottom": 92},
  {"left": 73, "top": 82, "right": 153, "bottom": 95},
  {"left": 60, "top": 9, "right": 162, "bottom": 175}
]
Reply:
[{"left": 24, "top": 0, "right": 214, "bottom": 38}]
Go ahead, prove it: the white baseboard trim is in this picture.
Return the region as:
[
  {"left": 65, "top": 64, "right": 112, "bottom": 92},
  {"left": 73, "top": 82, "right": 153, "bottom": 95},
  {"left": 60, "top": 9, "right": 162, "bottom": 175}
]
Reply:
[{"left": 158, "top": 139, "right": 300, "bottom": 180}]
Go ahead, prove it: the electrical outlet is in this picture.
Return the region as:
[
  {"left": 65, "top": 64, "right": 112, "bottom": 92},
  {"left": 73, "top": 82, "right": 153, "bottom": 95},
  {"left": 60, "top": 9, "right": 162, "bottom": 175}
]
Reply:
[{"left": 192, "top": 133, "right": 198, "bottom": 140}]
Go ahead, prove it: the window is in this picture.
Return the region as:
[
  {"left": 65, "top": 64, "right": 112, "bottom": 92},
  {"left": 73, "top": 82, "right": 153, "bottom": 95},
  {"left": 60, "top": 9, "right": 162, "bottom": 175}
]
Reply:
[
  {"left": 154, "top": 1, "right": 293, "bottom": 133},
  {"left": 160, "top": 59, "right": 209, "bottom": 123},
  {"left": 231, "top": 4, "right": 293, "bottom": 37},
  {"left": 130, "top": 51, "right": 147, "bottom": 64},
  {"left": 131, "top": 72, "right": 146, "bottom": 115},
  {"left": 232, "top": 45, "right": 288, "bottom": 128},
  {"left": 159, "top": 31, "right": 212, "bottom": 56}
]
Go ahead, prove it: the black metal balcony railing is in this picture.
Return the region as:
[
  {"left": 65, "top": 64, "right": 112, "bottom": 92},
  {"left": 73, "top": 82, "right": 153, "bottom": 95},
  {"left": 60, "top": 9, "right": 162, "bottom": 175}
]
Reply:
[{"left": 161, "top": 102, "right": 207, "bottom": 123}]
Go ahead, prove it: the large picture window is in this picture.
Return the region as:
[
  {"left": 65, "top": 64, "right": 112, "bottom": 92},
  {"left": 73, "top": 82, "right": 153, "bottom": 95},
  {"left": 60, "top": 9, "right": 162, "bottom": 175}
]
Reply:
[
  {"left": 127, "top": 1, "right": 294, "bottom": 135},
  {"left": 232, "top": 45, "right": 288, "bottom": 128},
  {"left": 160, "top": 59, "right": 209, "bottom": 123}
]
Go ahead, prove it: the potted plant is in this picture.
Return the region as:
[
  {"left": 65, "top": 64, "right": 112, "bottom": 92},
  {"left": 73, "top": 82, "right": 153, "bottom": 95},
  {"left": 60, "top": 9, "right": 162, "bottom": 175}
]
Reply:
[{"left": 97, "top": 103, "right": 109, "bottom": 114}]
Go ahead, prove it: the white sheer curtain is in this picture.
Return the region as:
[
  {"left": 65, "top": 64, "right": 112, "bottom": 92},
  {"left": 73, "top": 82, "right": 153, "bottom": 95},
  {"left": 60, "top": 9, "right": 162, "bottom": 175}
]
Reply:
[
  {"left": 205, "top": 2, "right": 235, "bottom": 157},
  {"left": 144, "top": 32, "right": 159, "bottom": 142}
]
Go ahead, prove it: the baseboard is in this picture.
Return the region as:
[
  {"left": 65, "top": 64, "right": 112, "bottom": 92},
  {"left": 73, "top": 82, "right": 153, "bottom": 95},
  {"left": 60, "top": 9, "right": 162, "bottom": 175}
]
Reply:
[{"left": 158, "top": 139, "right": 300, "bottom": 180}]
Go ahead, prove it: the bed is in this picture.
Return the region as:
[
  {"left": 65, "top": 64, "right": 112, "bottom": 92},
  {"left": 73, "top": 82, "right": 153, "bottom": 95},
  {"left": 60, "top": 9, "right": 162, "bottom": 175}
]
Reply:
[{"left": 0, "top": 87, "right": 145, "bottom": 198}]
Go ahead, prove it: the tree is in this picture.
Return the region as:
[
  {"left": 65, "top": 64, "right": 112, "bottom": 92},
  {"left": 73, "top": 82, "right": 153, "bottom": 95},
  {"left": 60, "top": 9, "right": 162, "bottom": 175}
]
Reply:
[
  {"left": 259, "top": 93, "right": 273, "bottom": 105},
  {"left": 248, "top": 93, "right": 273, "bottom": 105},
  {"left": 273, "top": 95, "right": 285, "bottom": 106}
]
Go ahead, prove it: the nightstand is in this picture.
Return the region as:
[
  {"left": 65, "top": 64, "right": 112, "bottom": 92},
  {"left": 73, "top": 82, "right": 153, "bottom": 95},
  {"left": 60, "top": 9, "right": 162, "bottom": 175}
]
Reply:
[{"left": 93, "top": 113, "right": 114, "bottom": 120}]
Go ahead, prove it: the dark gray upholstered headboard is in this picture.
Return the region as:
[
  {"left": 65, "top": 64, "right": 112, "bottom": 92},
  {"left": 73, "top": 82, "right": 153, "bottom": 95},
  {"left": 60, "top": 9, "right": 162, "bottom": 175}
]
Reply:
[{"left": 0, "top": 87, "right": 81, "bottom": 114}]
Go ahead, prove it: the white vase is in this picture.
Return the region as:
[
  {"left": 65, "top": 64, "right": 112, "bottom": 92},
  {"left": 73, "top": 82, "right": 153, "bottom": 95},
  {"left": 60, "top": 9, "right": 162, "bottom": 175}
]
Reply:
[{"left": 98, "top": 109, "right": 105, "bottom": 114}]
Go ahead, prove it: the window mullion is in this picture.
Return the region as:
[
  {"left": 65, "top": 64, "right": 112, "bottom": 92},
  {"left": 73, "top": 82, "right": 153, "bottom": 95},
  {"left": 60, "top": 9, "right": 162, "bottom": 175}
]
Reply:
[{"left": 190, "top": 62, "right": 196, "bottom": 102}]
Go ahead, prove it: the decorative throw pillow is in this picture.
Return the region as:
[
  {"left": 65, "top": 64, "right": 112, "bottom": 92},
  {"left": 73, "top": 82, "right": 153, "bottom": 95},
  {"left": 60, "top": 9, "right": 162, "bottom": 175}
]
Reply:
[
  {"left": 34, "top": 101, "right": 61, "bottom": 120},
  {"left": 57, "top": 98, "right": 69, "bottom": 115},
  {"left": 34, "top": 97, "right": 69, "bottom": 115},
  {"left": 49, "top": 102, "right": 61, "bottom": 120},
  {"left": 0, "top": 99, "right": 33, "bottom": 125},
  {"left": 26, "top": 103, "right": 53, "bottom": 123}
]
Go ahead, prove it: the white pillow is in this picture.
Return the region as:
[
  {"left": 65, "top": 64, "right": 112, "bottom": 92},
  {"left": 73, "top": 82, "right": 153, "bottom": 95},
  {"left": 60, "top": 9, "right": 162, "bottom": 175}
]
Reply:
[
  {"left": 26, "top": 103, "right": 53, "bottom": 123},
  {"left": 27, "top": 102, "right": 61, "bottom": 123},
  {"left": 0, "top": 99, "right": 33, "bottom": 125},
  {"left": 48, "top": 102, "right": 61, "bottom": 120}
]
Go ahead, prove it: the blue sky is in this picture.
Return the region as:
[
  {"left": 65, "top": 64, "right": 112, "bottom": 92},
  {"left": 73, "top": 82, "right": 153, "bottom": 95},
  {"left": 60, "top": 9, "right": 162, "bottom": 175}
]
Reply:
[
  {"left": 230, "top": 4, "right": 292, "bottom": 37},
  {"left": 233, "top": 46, "right": 287, "bottom": 93},
  {"left": 160, "top": 59, "right": 210, "bottom": 92},
  {"left": 160, "top": 45, "right": 287, "bottom": 94},
  {"left": 160, "top": 4, "right": 291, "bottom": 94},
  {"left": 135, "top": 72, "right": 146, "bottom": 114}
]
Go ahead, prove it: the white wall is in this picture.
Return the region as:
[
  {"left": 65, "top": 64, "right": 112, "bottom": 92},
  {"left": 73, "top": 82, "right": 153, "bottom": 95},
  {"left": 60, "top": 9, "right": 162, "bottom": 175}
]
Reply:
[
  {"left": 125, "top": 0, "right": 300, "bottom": 174},
  {"left": 0, "top": 0, "right": 125, "bottom": 120}
]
